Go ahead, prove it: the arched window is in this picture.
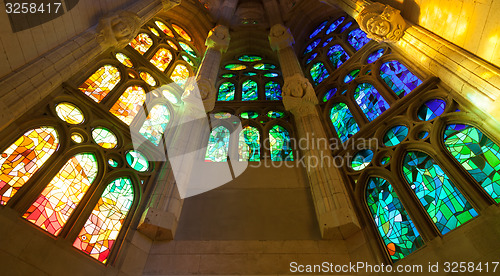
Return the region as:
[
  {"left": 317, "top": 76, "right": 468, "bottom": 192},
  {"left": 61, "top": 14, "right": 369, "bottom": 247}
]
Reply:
[
  {"left": 354, "top": 83, "right": 390, "bottom": 121},
  {"left": 0, "top": 127, "right": 59, "bottom": 205},
  {"left": 330, "top": 103, "right": 360, "bottom": 142},
  {"left": 73, "top": 177, "right": 134, "bottom": 264},
  {"left": 265, "top": 81, "right": 282, "bottom": 101},
  {"left": 139, "top": 104, "right": 171, "bottom": 146},
  {"left": 347, "top": 28, "right": 370, "bottom": 51},
  {"left": 150, "top": 48, "right": 173, "bottom": 72},
  {"left": 109, "top": 86, "right": 147, "bottom": 125},
  {"left": 129, "top": 33, "right": 153, "bottom": 54},
  {"left": 402, "top": 151, "right": 477, "bottom": 234},
  {"left": 380, "top": 61, "right": 422, "bottom": 98},
  {"left": 217, "top": 82, "right": 236, "bottom": 101},
  {"left": 310, "top": 62, "right": 329, "bottom": 85},
  {"left": 78, "top": 65, "right": 121, "bottom": 103},
  {"left": 444, "top": 124, "right": 500, "bottom": 202},
  {"left": 366, "top": 177, "right": 423, "bottom": 261},
  {"left": 328, "top": 45, "right": 350, "bottom": 69},
  {"left": 23, "top": 153, "right": 98, "bottom": 236},
  {"left": 242, "top": 79, "right": 258, "bottom": 101},
  {"left": 170, "top": 64, "right": 190, "bottom": 88},
  {"left": 205, "top": 126, "right": 230, "bottom": 162},
  {"left": 239, "top": 126, "right": 260, "bottom": 161},
  {"left": 269, "top": 125, "right": 294, "bottom": 161}
]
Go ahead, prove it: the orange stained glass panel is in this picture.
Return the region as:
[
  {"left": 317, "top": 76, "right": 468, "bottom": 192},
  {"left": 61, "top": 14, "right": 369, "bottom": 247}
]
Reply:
[
  {"left": 78, "top": 65, "right": 121, "bottom": 103},
  {"left": 172, "top": 24, "right": 192, "bottom": 41},
  {"left": 109, "top": 86, "right": 147, "bottom": 125},
  {"left": 129, "top": 33, "right": 153, "bottom": 55},
  {"left": 150, "top": 48, "right": 173, "bottom": 72}
]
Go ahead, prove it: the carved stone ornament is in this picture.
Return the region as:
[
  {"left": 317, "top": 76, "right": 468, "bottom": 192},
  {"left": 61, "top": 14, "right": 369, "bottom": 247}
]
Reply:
[
  {"left": 162, "top": 0, "right": 181, "bottom": 10},
  {"left": 282, "top": 74, "right": 319, "bottom": 115},
  {"left": 269, "top": 24, "right": 295, "bottom": 51},
  {"left": 356, "top": 2, "right": 406, "bottom": 43},
  {"left": 96, "top": 11, "right": 141, "bottom": 49},
  {"left": 206, "top": 25, "right": 230, "bottom": 52}
]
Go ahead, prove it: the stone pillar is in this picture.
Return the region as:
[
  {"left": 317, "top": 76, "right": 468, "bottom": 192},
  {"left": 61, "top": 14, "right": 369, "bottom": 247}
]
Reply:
[
  {"left": 218, "top": 0, "right": 239, "bottom": 25},
  {"left": 269, "top": 24, "right": 361, "bottom": 239},
  {"left": 0, "top": 0, "right": 181, "bottom": 132},
  {"left": 263, "top": 0, "right": 283, "bottom": 27}
]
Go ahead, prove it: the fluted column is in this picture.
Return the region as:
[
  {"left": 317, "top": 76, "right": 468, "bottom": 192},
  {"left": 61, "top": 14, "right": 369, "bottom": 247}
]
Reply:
[
  {"left": 0, "top": 0, "right": 181, "bottom": 132},
  {"left": 269, "top": 24, "right": 360, "bottom": 239},
  {"left": 218, "top": 0, "right": 239, "bottom": 25}
]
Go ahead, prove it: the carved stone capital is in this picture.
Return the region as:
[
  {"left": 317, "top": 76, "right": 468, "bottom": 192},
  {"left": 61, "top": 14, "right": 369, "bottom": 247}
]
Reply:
[
  {"left": 206, "top": 25, "right": 231, "bottom": 53},
  {"left": 269, "top": 24, "right": 294, "bottom": 51},
  {"left": 162, "top": 0, "right": 181, "bottom": 10},
  {"left": 356, "top": 3, "right": 406, "bottom": 43},
  {"left": 96, "top": 11, "right": 141, "bottom": 49},
  {"left": 282, "top": 74, "right": 318, "bottom": 115}
]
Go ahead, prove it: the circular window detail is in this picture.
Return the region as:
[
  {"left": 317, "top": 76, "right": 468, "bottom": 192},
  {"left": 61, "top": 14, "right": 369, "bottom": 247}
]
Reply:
[
  {"left": 71, "top": 133, "right": 84, "bottom": 143},
  {"left": 267, "top": 111, "right": 285, "bottom": 118},
  {"left": 417, "top": 99, "right": 446, "bottom": 121},
  {"left": 213, "top": 112, "right": 232, "bottom": 119},
  {"left": 240, "top": 111, "right": 259, "bottom": 119},
  {"left": 383, "top": 125, "right": 409, "bottom": 147},
  {"left": 92, "top": 127, "right": 118, "bottom": 149},
  {"left": 380, "top": 156, "right": 391, "bottom": 165},
  {"left": 108, "top": 158, "right": 119, "bottom": 168},
  {"left": 55, "top": 103, "right": 85, "bottom": 124},
  {"left": 126, "top": 150, "right": 149, "bottom": 172},
  {"left": 351, "top": 149, "right": 374, "bottom": 171},
  {"left": 418, "top": 131, "right": 430, "bottom": 139}
]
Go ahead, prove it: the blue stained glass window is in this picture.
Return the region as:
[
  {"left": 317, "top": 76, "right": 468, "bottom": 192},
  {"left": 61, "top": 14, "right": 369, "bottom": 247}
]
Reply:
[
  {"left": 383, "top": 125, "right": 409, "bottom": 147},
  {"left": 417, "top": 99, "right": 446, "bottom": 121},
  {"left": 352, "top": 150, "right": 373, "bottom": 171},
  {"left": 242, "top": 80, "right": 258, "bottom": 101},
  {"left": 205, "top": 126, "right": 230, "bottom": 162},
  {"left": 239, "top": 126, "right": 260, "bottom": 162},
  {"left": 218, "top": 82, "right": 235, "bottom": 101},
  {"left": 309, "top": 21, "right": 329, "bottom": 38},
  {"left": 402, "top": 151, "right": 478, "bottom": 234},
  {"left": 310, "top": 62, "right": 329, "bottom": 85},
  {"left": 306, "top": 53, "right": 318, "bottom": 64},
  {"left": 330, "top": 103, "right": 360, "bottom": 142},
  {"left": 265, "top": 81, "right": 282, "bottom": 100},
  {"left": 380, "top": 61, "right": 422, "bottom": 98},
  {"left": 367, "top": 48, "right": 384, "bottom": 63},
  {"left": 269, "top": 125, "right": 294, "bottom": 161},
  {"left": 444, "top": 124, "right": 500, "bottom": 203},
  {"left": 326, "top": 17, "right": 345, "bottom": 34},
  {"left": 347, "top": 28, "right": 370, "bottom": 51},
  {"left": 323, "top": 88, "right": 337, "bottom": 102},
  {"left": 303, "top": 39, "right": 321, "bottom": 55},
  {"left": 354, "top": 83, "right": 390, "bottom": 121},
  {"left": 344, "top": 69, "right": 360, "bottom": 83},
  {"left": 366, "top": 177, "right": 424, "bottom": 261},
  {"left": 322, "top": 37, "right": 333, "bottom": 47},
  {"left": 328, "top": 45, "right": 350, "bottom": 69},
  {"left": 340, "top": 22, "right": 353, "bottom": 33}
]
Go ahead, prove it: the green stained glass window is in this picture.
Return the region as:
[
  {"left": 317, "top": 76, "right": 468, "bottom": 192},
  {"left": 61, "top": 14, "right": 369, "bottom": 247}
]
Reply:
[
  {"left": 238, "top": 55, "right": 262, "bottom": 62},
  {"left": 352, "top": 150, "right": 373, "bottom": 171},
  {"left": 225, "top": 64, "right": 247, "bottom": 71},
  {"left": 178, "top": 42, "right": 197, "bottom": 58},
  {"left": 380, "top": 61, "right": 422, "bottom": 98},
  {"left": 267, "top": 111, "right": 285, "bottom": 118},
  {"left": 205, "top": 126, "right": 230, "bottom": 162},
  {"left": 108, "top": 158, "right": 118, "bottom": 167},
  {"left": 217, "top": 82, "right": 235, "bottom": 101},
  {"left": 139, "top": 105, "right": 170, "bottom": 146},
  {"left": 381, "top": 156, "right": 391, "bottom": 165},
  {"left": 444, "top": 124, "right": 500, "bottom": 203},
  {"left": 264, "top": 73, "right": 279, "bottom": 78},
  {"left": 366, "top": 177, "right": 424, "bottom": 261},
  {"left": 240, "top": 111, "right": 259, "bottom": 119},
  {"left": 418, "top": 131, "right": 429, "bottom": 139},
  {"left": 417, "top": 99, "right": 446, "bottom": 121},
  {"left": 126, "top": 150, "right": 149, "bottom": 172},
  {"left": 328, "top": 45, "right": 350, "bottom": 69},
  {"left": 323, "top": 88, "right": 337, "bottom": 102},
  {"left": 265, "top": 81, "right": 282, "bottom": 100},
  {"left": 239, "top": 126, "right": 260, "bottom": 162},
  {"left": 383, "top": 125, "right": 409, "bottom": 147},
  {"left": 402, "top": 151, "right": 477, "bottom": 234},
  {"left": 330, "top": 103, "right": 359, "bottom": 143},
  {"left": 92, "top": 127, "right": 118, "bottom": 149},
  {"left": 254, "top": 63, "right": 276, "bottom": 70},
  {"left": 310, "top": 62, "right": 329, "bottom": 85},
  {"left": 222, "top": 74, "right": 235, "bottom": 78},
  {"left": 269, "top": 125, "right": 294, "bottom": 161},
  {"left": 242, "top": 80, "right": 258, "bottom": 101},
  {"left": 354, "top": 83, "right": 390, "bottom": 121},
  {"left": 344, "top": 69, "right": 360, "bottom": 83},
  {"left": 243, "top": 72, "right": 257, "bottom": 76},
  {"left": 182, "top": 55, "right": 196, "bottom": 67}
]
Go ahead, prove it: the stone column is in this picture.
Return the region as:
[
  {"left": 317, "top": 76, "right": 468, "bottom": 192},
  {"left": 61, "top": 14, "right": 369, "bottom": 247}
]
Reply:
[
  {"left": 218, "top": 0, "right": 239, "bottom": 26},
  {"left": 269, "top": 24, "right": 360, "bottom": 239},
  {"left": 0, "top": 0, "right": 181, "bottom": 132}
]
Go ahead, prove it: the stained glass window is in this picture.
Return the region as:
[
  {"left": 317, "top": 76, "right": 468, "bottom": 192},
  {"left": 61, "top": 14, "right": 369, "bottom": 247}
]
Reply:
[
  {"left": 78, "top": 65, "right": 121, "bottom": 103},
  {"left": 149, "top": 27, "right": 160, "bottom": 37},
  {"left": 55, "top": 103, "right": 84, "bottom": 124},
  {"left": 326, "top": 17, "right": 345, "bottom": 34},
  {"left": 239, "top": 55, "right": 262, "bottom": 62},
  {"left": 129, "top": 33, "right": 153, "bottom": 55},
  {"left": 109, "top": 86, "right": 147, "bottom": 125},
  {"left": 306, "top": 53, "right": 318, "bottom": 64},
  {"left": 170, "top": 64, "right": 190, "bottom": 88},
  {"left": 139, "top": 71, "right": 157, "bottom": 86},
  {"left": 178, "top": 42, "right": 197, "bottom": 58},
  {"left": 328, "top": 45, "right": 350, "bottom": 69},
  {"left": 354, "top": 83, "right": 390, "bottom": 122},
  {"left": 303, "top": 39, "right": 321, "bottom": 55},
  {"left": 265, "top": 81, "right": 282, "bottom": 100},
  {"left": 383, "top": 125, "right": 409, "bottom": 147},
  {"left": 155, "top": 21, "right": 175, "bottom": 37},
  {"left": 240, "top": 111, "right": 259, "bottom": 119},
  {"left": 163, "top": 90, "right": 179, "bottom": 104},
  {"left": 24, "top": 153, "right": 98, "bottom": 236},
  {"left": 347, "top": 28, "right": 370, "bottom": 51},
  {"left": 150, "top": 48, "right": 173, "bottom": 72},
  {"left": 172, "top": 24, "right": 192, "bottom": 41},
  {"left": 0, "top": 127, "right": 59, "bottom": 205},
  {"left": 222, "top": 73, "right": 235, "bottom": 78},
  {"left": 205, "top": 126, "right": 230, "bottom": 162},
  {"left": 214, "top": 112, "right": 232, "bottom": 119},
  {"left": 322, "top": 37, "right": 333, "bottom": 47},
  {"left": 417, "top": 99, "right": 446, "bottom": 121},
  {"left": 310, "top": 62, "right": 329, "bottom": 85},
  {"left": 126, "top": 151, "right": 149, "bottom": 172},
  {"left": 330, "top": 103, "right": 359, "bottom": 143},
  {"left": 167, "top": 40, "right": 179, "bottom": 50},
  {"left": 344, "top": 69, "right": 360, "bottom": 83},
  {"left": 239, "top": 126, "right": 260, "bottom": 162},
  {"left": 243, "top": 72, "right": 257, "bottom": 77},
  {"left": 444, "top": 124, "right": 500, "bottom": 203},
  {"left": 264, "top": 73, "right": 279, "bottom": 78},
  {"left": 71, "top": 133, "right": 84, "bottom": 143},
  {"left": 182, "top": 55, "right": 196, "bottom": 67},
  {"left": 366, "top": 177, "right": 423, "bottom": 261},
  {"left": 139, "top": 105, "right": 170, "bottom": 146},
  {"left": 309, "top": 21, "right": 328, "bottom": 38},
  {"left": 323, "top": 88, "right": 336, "bottom": 102},
  {"left": 254, "top": 63, "right": 276, "bottom": 70},
  {"left": 380, "top": 61, "right": 422, "bottom": 98},
  {"left": 267, "top": 111, "right": 284, "bottom": 118},
  {"left": 225, "top": 64, "right": 247, "bottom": 71},
  {"left": 269, "top": 125, "right": 294, "bottom": 161},
  {"left": 352, "top": 150, "right": 373, "bottom": 171},
  {"left": 115, "top": 53, "right": 133, "bottom": 67},
  {"left": 218, "top": 82, "right": 236, "bottom": 101},
  {"left": 92, "top": 127, "right": 118, "bottom": 149},
  {"left": 242, "top": 80, "right": 258, "bottom": 101},
  {"left": 340, "top": 21, "right": 353, "bottom": 33},
  {"left": 73, "top": 177, "right": 134, "bottom": 263},
  {"left": 367, "top": 48, "right": 384, "bottom": 63},
  {"left": 402, "top": 151, "right": 477, "bottom": 234}
]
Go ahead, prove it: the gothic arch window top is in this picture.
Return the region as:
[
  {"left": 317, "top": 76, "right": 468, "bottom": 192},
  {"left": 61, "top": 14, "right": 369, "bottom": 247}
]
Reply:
[
  {"left": 109, "top": 85, "right": 147, "bottom": 125},
  {"left": 354, "top": 83, "right": 390, "bottom": 122},
  {"left": 129, "top": 33, "right": 154, "bottom": 55},
  {"left": 269, "top": 125, "right": 294, "bottom": 161},
  {"left": 380, "top": 60, "right": 422, "bottom": 98},
  {"left": 347, "top": 28, "right": 370, "bottom": 51},
  {"left": 329, "top": 102, "right": 360, "bottom": 143},
  {"left": 139, "top": 104, "right": 171, "bottom": 146},
  {"left": 239, "top": 126, "right": 261, "bottom": 161},
  {"left": 205, "top": 126, "right": 230, "bottom": 162},
  {"left": 78, "top": 65, "right": 121, "bottom": 103}
]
